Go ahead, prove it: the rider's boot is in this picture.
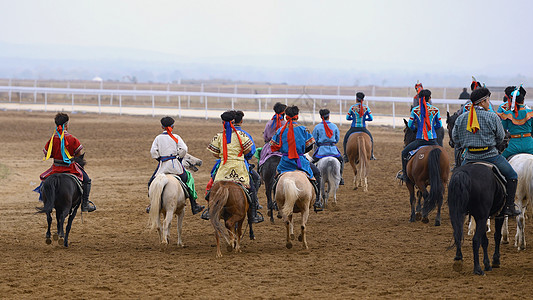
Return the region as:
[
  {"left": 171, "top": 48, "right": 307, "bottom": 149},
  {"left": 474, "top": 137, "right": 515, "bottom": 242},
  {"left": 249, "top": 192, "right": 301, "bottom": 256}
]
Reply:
[
  {"left": 189, "top": 197, "right": 204, "bottom": 215},
  {"left": 343, "top": 153, "right": 349, "bottom": 163},
  {"left": 338, "top": 156, "right": 345, "bottom": 185},
  {"left": 501, "top": 179, "right": 521, "bottom": 217},
  {"left": 248, "top": 190, "right": 264, "bottom": 223},
  {"left": 81, "top": 179, "right": 96, "bottom": 212},
  {"left": 312, "top": 180, "right": 323, "bottom": 212},
  {"left": 400, "top": 156, "right": 409, "bottom": 182},
  {"left": 201, "top": 191, "right": 210, "bottom": 220}
]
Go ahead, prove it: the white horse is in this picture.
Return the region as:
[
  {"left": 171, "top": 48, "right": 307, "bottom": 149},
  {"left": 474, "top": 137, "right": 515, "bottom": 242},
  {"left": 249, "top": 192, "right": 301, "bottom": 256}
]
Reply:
[
  {"left": 275, "top": 171, "right": 314, "bottom": 250},
  {"left": 502, "top": 154, "right": 533, "bottom": 250},
  {"left": 316, "top": 156, "right": 341, "bottom": 208},
  {"left": 148, "top": 153, "right": 202, "bottom": 247}
]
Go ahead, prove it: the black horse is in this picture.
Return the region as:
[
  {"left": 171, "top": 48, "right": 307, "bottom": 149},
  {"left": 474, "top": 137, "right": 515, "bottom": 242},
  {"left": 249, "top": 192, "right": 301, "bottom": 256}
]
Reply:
[
  {"left": 448, "top": 163, "right": 506, "bottom": 275},
  {"left": 260, "top": 155, "right": 281, "bottom": 223},
  {"left": 36, "top": 155, "right": 85, "bottom": 247}
]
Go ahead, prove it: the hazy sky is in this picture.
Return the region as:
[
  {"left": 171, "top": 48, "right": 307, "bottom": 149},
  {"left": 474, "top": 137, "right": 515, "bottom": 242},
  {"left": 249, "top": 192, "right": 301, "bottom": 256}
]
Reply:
[{"left": 1, "top": 0, "right": 532, "bottom": 76}]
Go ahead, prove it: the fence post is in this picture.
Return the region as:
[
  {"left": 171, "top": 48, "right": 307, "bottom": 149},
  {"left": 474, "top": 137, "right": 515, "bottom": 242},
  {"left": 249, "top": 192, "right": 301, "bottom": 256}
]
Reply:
[
  {"left": 392, "top": 101, "right": 396, "bottom": 129},
  {"left": 203, "top": 84, "right": 207, "bottom": 120},
  {"left": 313, "top": 98, "right": 316, "bottom": 125},
  {"left": 337, "top": 86, "right": 342, "bottom": 126},
  {"left": 232, "top": 85, "right": 236, "bottom": 109},
  {"left": 258, "top": 97, "right": 262, "bottom": 123},
  {"left": 98, "top": 80, "right": 102, "bottom": 114},
  {"left": 152, "top": 95, "right": 155, "bottom": 117},
  {"left": 285, "top": 87, "right": 288, "bottom": 105},
  {"left": 71, "top": 94, "right": 74, "bottom": 113},
  {"left": 44, "top": 93, "right": 47, "bottom": 112},
  {"left": 8, "top": 78, "right": 11, "bottom": 102},
  {"left": 166, "top": 84, "right": 170, "bottom": 103},
  {"left": 178, "top": 95, "right": 182, "bottom": 118},
  {"left": 34, "top": 80, "right": 37, "bottom": 103},
  {"left": 119, "top": 94, "right": 122, "bottom": 115}
]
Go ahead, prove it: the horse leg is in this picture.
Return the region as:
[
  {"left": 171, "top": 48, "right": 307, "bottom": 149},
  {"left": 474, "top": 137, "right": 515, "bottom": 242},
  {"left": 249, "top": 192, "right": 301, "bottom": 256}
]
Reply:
[
  {"left": 472, "top": 219, "right": 485, "bottom": 275},
  {"left": 57, "top": 211, "right": 67, "bottom": 245},
  {"left": 493, "top": 217, "right": 505, "bottom": 268},
  {"left": 516, "top": 212, "right": 526, "bottom": 250},
  {"left": 225, "top": 219, "right": 236, "bottom": 253},
  {"left": 420, "top": 187, "right": 430, "bottom": 224},
  {"left": 289, "top": 215, "right": 294, "bottom": 240},
  {"left": 407, "top": 183, "right": 417, "bottom": 222},
  {"left": 481, "top": 232, "right": 492, "bottom": 272},
  {"left": 215, "top": 231, "right": 222, "bottom": 258},
  {"left": 63, "top": 208, "right": 78, "bottom": 248},
  {"left": 176, "top": 207, "right": 185, "bottom": 247},
  {"left": 285, "top": 219, "right": 292, "bottom": 249},
  {"left": 363, "top": 176, "right": 368, "bottom": 192},
  {"left": 299, "top": 206, "right": 310, "bottom": 250},
  {"left": 467, "top": 216, "right": 475, "bottom": 236},
  {"left": 415, "top": 191, "right": 422, "bottom": 220},
  {"left": 45, "top": 212, "right": 52, "bottom": 245},
  {"left": 54, "top": 212, "right": 61, "bottom": 241},
  {"left": 236, "top": 221, "right": 243, "bottom": 253}
]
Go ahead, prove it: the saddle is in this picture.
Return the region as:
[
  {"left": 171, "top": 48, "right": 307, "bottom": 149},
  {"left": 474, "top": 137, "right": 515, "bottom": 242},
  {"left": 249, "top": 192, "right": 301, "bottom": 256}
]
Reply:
[
  {"left": 33, "top": 173, "right": 83, "bottom": 202},
  {"left": 406, "top": 145, "right": 432, "bottom": 161},
  {"left": 466, "top": 161, "right": 507, "bottom": 194},
  {"left": 171, "top": 175, "right": 190, "bottom": 199}
]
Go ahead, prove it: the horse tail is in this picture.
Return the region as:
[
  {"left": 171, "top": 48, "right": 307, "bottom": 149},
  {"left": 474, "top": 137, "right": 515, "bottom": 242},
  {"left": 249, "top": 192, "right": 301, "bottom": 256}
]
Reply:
[
  {"left": 281, "top": 177, "right": 301, "bottom": 218},
  {"left": 357, "top": 136, "right": 368, "bottom": 178},
  {"left": 149, "top": 174, "right": 168, "bottom": 230},
  {"left": 423, "top": 148, "right": 443, "bottom": 216},
  {"left": 210, "top": 184, "right": 231, "bottom": 245},
  {"left": 36, "top": 176, "right": 58, "bottom": 214},
  {"left": 447, "top": 170, "right": 470, "bottom": 250}
]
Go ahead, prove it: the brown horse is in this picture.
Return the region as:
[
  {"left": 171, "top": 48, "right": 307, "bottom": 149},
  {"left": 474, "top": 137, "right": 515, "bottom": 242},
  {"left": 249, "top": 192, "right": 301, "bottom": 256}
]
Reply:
[
  {"left": 209, "top": 180, "right": 249, "bottom": 258},
  {"left": 346, "top": 132, "right": 371, "bottom": 191},
  {"left": 275, "top": 171, "right": 314, "bottom": 250},
  {"left": 403, "top": 121, "right": 450, "bottom": 226}
]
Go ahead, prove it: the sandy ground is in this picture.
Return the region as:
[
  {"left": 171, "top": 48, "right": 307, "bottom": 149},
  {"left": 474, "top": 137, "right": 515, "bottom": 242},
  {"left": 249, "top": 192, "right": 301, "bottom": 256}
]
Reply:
[{"left": 1, "top": 111, "right": 532, "bottom": 299}]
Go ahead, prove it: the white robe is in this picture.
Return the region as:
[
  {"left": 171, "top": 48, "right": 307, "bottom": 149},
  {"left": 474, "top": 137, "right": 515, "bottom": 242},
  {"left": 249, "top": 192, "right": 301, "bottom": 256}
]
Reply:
[{"left": 150, "top": 132, "right": 187, "bottom": 175}]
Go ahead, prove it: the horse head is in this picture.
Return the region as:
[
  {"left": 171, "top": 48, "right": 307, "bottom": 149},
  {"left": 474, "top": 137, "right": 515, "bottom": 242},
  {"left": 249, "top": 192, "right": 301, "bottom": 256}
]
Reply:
[
  {"left": 403, "top": 119, "right": 416, "bottom": 146},
  {"left": 446, "top": 111, "right": 460, "bottom": 148},
  {"left": 183, "top": 153, "right": 202, "bottom": 172}
]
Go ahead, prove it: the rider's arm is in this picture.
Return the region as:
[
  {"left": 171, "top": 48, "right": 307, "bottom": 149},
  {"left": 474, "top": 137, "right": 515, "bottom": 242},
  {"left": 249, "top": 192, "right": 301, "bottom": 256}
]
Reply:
[
  {"left": 493, "top": 115, "right": 505, "bottom": 145},
  {"left": 346, "top": 106, "right": 354, "bottom": 121},
  {"left": 433, "top": 110, "right": 443, "bottom": 130},
  {"left": 364, "top": 107, "right": 373, "bottom": 122},
  {"left": 452, "top": 121, "right": 462, "bottom": 148},
  {"left": 150, "top": 136, "right": 160, "bottom": 159},
  {"left": 175, "top": 134, "right": 188, "bottom": 158}
]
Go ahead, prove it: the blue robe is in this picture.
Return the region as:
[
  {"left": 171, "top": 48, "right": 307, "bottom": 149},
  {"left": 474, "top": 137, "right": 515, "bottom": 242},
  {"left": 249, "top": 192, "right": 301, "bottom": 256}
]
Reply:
[
  {"left": 270, "top": 122, "right": 315, "bottom": 178},
  {"left": 312, "top": 121, "right": 341, "bottom": 158}
]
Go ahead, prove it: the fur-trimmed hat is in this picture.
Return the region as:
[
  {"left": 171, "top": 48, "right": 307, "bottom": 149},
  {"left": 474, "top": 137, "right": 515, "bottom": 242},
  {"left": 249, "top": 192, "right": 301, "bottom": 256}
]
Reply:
[{"left": 471, "top": 87, "right": 491, "bottom": 104}]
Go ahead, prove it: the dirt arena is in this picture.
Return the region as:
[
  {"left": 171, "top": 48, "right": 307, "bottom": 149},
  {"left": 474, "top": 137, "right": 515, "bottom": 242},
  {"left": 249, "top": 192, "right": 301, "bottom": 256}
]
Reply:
[{"left": 1, "top": 111, "right": 532, "bottom": 299}]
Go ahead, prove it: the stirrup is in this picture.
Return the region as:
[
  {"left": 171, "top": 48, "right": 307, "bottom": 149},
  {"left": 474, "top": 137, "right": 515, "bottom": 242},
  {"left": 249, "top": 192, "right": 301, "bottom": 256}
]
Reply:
[
  {"left": 201, "top": 209, "right": 210, "bottom": 220},
  {"left": 250, "top": 211, "right": 264, "bottom": 223},
  {"left": 82, "top": 200, "right": 96, "bottom": 212}
]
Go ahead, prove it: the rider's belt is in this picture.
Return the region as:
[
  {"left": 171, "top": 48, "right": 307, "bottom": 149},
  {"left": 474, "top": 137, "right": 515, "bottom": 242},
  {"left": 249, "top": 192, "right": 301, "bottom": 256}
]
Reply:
[
  {"left": 160, "top": 155, "right": 177, "bottom": 162},
  {"left": 510, "top": 133, "right": 532, "bottom": 139},
  {"left": 317, "top": 142, "right": 335, "bottom": 146},
  {"left": 53, "top": 159, "right": 71, "bottom": 166},
  {"left": 467, "top": 146, "right": 494, "bottom": 153}
]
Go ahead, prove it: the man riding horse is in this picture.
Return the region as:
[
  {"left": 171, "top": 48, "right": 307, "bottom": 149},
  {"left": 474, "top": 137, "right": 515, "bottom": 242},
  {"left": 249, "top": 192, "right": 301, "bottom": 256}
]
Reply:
[
  {"left": 496, "top": 86, "right": 533, "bottom": 158},
  {"left": 203, "top": 110, "right": 263, "bottom": 223},
  {"left": 258, "top": 102, "right": 287, "bottom": 169},
  {"left": 312, "top": 108, "right": 344, "bottom": 185},
  {"left": 270, "top": 105, "right": 323, "bottom": 212},
  {"left": 146, "top": 116, "right": 204, "bottom": 215},
  {"left": 343, "top": 92, "right": 376, "bottom": 162},
  {"left": 40, "top": 113, "right": 96, "bottom": 213},
  {"left": 399, "top": 89, "right": 442, "bottom": 182},
  {"left": 453, "top": 87, "right": 521, "bottom": 217}
]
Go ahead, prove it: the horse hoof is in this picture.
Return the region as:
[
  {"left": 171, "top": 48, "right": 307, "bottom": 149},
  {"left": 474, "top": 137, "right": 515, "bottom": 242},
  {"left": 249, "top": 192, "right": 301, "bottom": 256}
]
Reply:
[
  {"left": 53, "top": 234, "right": 58, "bottom": 241},
  {"left": 298, "top": 234, "right": 303, "bottom": 242},
  {"left": 422, "top": 217, "right": 429, "bottom": 224},
  {"left": 502, "top": 240, "right": 509, "bottom": 245},
  {"left": 434, "top": 221, "right": 441, "bottom": 226},
  {"left": 58, "top": 238, "right": 64, "bottom": 245},
  {"left": 45, "top": 238, "right": 52, "bottom": 245},
  {"left": 226, "top": 244, "right": 233, "bottom": 253},
  {"left": 453, "top": 259, "right": 463, "bottom": 272},
  {"left": 267, "top": 210, "right": 272, "bottom": 217},
  {"left": 290, "top": 234, "right": 295, "bottom": 241},
  {"left": 286, "top": 242, "right": 293, "bottom": 249},
  {"left": 474, "top": 269, "right": 485, "bottom": 276},
  {"left": 249, "top": 235, "right": 256, "bottom": 241},
  {"left": 415, "top": 213, "right": 422, "bottom": 221},
  {"left": 353, "top": 186, "right": 357, "bottom": 191},
  {"left": 485, "top": 265, "right": 492, "bottom": 272}
]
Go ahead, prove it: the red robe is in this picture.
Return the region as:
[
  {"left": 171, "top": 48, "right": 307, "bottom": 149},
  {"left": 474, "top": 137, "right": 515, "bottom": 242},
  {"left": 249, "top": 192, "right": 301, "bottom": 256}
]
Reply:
[{"left": 40, "top": 131, "right": 84, "bottom": 181}]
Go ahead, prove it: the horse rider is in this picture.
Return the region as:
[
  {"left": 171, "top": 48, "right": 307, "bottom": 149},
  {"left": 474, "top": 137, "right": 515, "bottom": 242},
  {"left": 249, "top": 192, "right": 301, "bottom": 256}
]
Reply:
[
  {"left": 233, "top": 110, "right": 264, "bottom": 221},
  {"left": 452, "top": 87, "right": 521, "bottom": 217},
  {"left": 343, "top": 92, "right": 376, "bottom": 163},
  {"left": 496, "top": 86, "right": 533, "bottom": 158},
  {"left": 203, "top": 110, "right": 263, "bottom": 223},
  {"left": 312, "top": 108, "right": 344, "bottom": 185},
  {"left": 461, "top": 78, "right": 495, "bottom": 114},
  {"left": 399, "top": 89, "right": 442, "bottom": 182},
  {"left": 270, "top": 105, "right": 324, "bottom": 212},
  {"left": 146, "top": 116, "right": 204, "bottom": 215},
  {"left": 258, "top": 102, "right": 287, "bottom": 169},
  {"left": 40, "top": 113, "right": 96, "bottom": 212},
  {"left": 412, "top": 81, "right": 424, "bottom": 107}
]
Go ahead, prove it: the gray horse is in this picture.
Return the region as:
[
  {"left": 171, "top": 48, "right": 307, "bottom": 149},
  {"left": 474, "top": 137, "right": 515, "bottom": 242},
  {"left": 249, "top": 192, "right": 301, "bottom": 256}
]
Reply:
[{"left": 316, "top": 156, "right": 341, "bottom": 208}]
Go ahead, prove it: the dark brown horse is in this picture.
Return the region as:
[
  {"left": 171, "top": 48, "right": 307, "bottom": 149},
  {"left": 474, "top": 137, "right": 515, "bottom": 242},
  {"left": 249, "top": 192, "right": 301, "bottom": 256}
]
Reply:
[
  {"left": 346, "top": 132, "right": 372, "bottom": 191},
  {"left": 209, "top": 180, "right": 249, "bottom": 258},
  {"left": 403, "top": 121, "right": 450, "bottom": 226}
]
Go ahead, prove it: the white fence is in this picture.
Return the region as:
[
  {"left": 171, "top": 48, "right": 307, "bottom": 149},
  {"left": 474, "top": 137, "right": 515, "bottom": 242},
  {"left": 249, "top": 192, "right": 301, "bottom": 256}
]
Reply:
[{"left": 0, "top": 85, "right": 525, "bottom": 128}]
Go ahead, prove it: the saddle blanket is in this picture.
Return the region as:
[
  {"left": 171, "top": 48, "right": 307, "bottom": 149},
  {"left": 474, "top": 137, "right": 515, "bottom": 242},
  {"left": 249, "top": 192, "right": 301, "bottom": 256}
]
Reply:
[{"left": 33, "top": 173, "right": 83, "bottom": 202}]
